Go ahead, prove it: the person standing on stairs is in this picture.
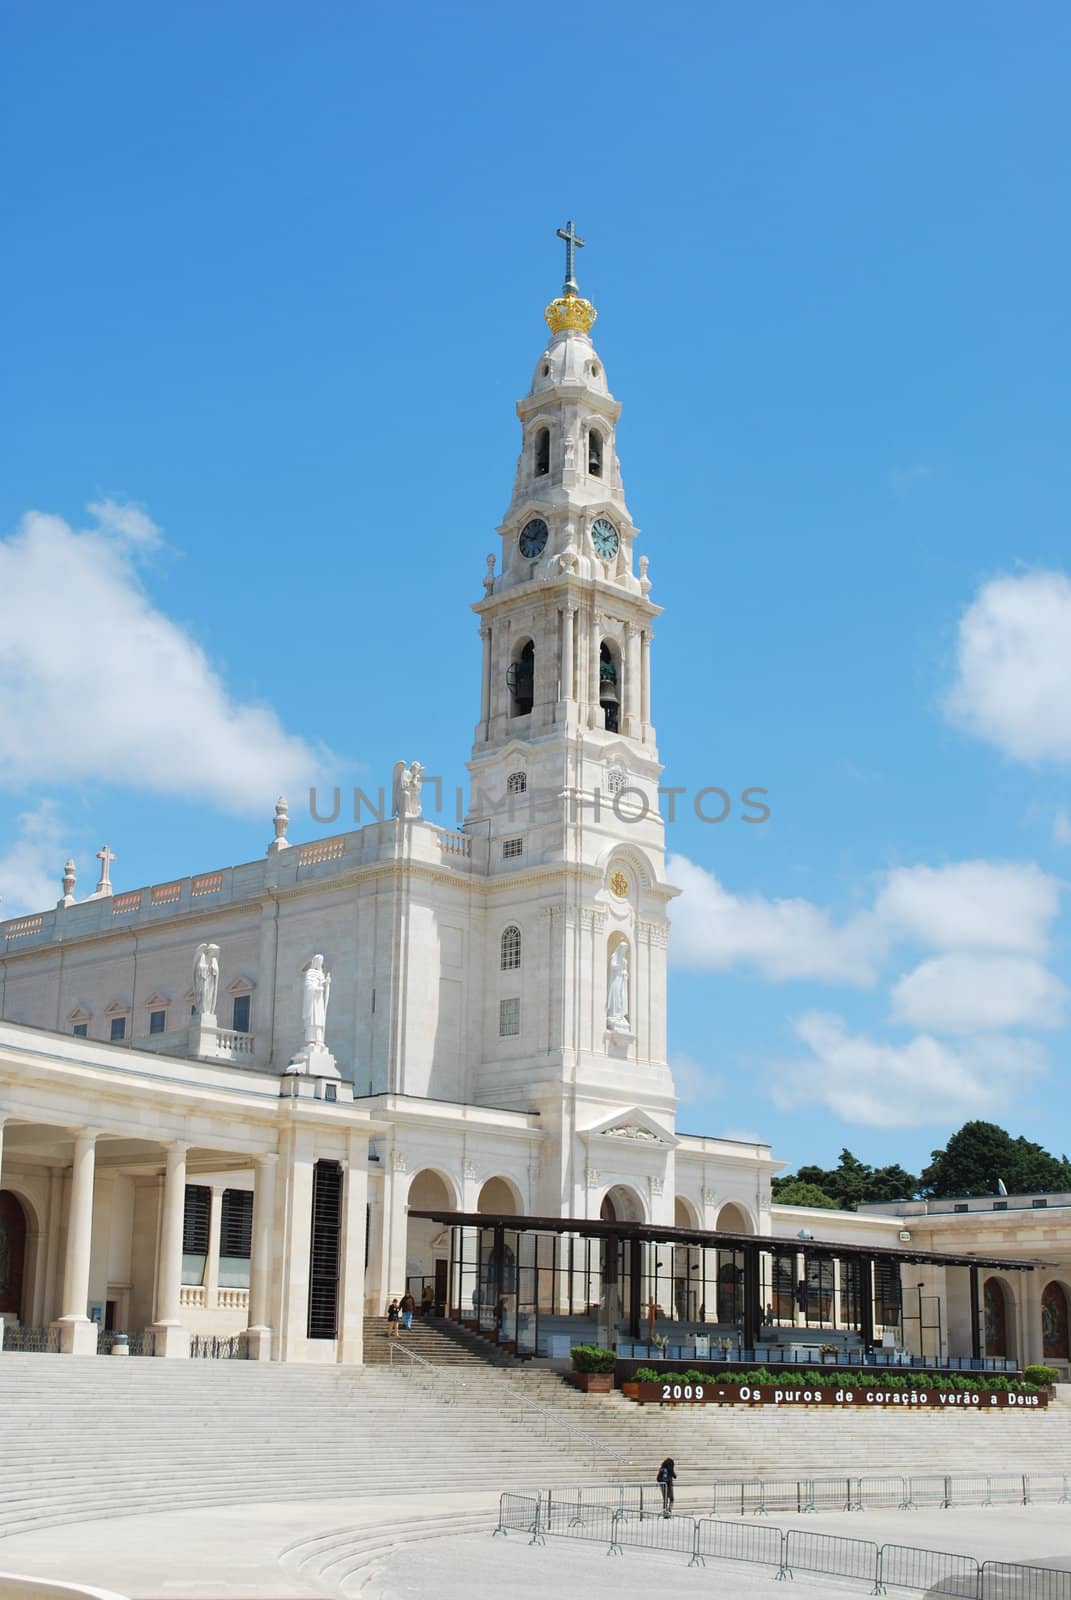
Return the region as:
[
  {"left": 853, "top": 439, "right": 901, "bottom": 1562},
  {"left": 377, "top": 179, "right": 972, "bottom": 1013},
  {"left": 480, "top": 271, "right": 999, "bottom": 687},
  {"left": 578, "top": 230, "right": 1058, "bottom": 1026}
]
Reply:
[
  {"left": 387, "top": 1297, "right": 401, "bottom": 1338},
  {"left": 400, "top": 1291, "right": 416, "bottom": 1331},
  {"left": 657, "top": 1458, "right": 676, "bottom": 1517}
]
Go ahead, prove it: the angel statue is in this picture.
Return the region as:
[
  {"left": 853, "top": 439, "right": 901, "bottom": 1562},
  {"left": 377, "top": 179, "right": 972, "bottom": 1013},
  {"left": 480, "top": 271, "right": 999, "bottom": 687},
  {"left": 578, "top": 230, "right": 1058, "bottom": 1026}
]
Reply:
[
  {"left": 193, "top": 943, "right": 221, "bottom": 1019},
  {"left": 392, "top": 760, "right": 424, "bottom": 819}
]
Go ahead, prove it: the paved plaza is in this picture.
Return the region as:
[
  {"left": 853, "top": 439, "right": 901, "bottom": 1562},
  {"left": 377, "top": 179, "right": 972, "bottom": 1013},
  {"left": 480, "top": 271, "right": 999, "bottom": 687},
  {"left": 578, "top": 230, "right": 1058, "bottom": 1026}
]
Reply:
[{"left": 5, "top": 1496, "right": 1071, "bottom": 1599}]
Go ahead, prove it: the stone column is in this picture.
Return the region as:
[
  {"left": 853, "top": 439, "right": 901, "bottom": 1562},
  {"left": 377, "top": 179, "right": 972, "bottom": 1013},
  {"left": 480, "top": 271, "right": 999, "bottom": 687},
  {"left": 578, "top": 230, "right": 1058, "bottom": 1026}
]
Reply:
[
  {"left": 152, "top": 1143, "right": 191, "bottom": 1357},
  {"left": 641, "top": 630, "right": 652, "bottom": 731},
  {"left": 245, "top": 1153, "right": 278, "bottom": 1360},
  {"left": 56, "top": 1130, "right": 99, "bottom": 1354},
  {"left": 255, "top": 898, "right": 280, "bottom": 1069},
  {"left": 337, "top": 1133, "right": 369, "bottom": 1365},
  {"left": 560, "top": 606, "right": 574, "bottom": 706},
  {"left": 205, "top": 1185, "right": 224, "bottom": 1310},
  {"left": 624, "top": 622, "right": 640, "bottom": 738},
  {"left": 589, "top": 610, "right": 601, "bottom": 727},
  {"left": 479, "top": 626, "right": 492, "bottom": 733},
  {"left": 1024, "top": 1269, "right": 1045, "bottom": 1368},
  {"left": 41, "top": 1166, "right": 64, "bottom": 1326}
]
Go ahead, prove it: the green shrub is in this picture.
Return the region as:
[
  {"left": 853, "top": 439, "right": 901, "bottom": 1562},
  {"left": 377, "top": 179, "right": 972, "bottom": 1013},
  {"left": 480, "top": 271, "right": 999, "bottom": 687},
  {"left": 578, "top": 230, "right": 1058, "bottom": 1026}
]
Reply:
[
  {"left": 1025, "top": 1364, "right": 1060, "bottom": 1387},
  {"left": 570, "top": 1343, "right": 616, "bottom": 1374},
  {"left": 633, "top": 1367, "right": 658, "bottom": 1383}
]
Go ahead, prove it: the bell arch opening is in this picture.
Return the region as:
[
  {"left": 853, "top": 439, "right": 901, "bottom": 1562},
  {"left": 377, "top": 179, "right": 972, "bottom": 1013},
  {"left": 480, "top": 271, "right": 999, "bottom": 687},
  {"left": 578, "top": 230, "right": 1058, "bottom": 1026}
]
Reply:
[
  {"left": 533, "top": 427, "right": 550, "bottom": 477},
  {"left": 508, "top": 639, "right": 534, "bottom": 717},
  {"left": 599, "top": 641, "right": 620, "bottom": 732}
]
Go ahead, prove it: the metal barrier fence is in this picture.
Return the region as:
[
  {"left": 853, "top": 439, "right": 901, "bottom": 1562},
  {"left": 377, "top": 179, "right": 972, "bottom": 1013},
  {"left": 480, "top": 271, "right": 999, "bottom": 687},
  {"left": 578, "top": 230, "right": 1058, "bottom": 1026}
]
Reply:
[
  {"left": 189, "top": 1334, "right": 246, "bottom": 1359},
  {"left": 705, "top": 1472, "right": 1071, "bottom": 1514},
  {"left": 498, "top": 1488, "right": 1071, "bottom": 1595},
  {"left": 2, "top": 1325, "right": 59, "bottom": 1353}
]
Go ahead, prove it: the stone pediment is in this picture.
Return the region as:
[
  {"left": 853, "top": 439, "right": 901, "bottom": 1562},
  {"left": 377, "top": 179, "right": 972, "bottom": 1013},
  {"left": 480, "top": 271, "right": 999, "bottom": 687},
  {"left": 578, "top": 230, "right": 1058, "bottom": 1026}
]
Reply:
[{"left": 582, "top": 1108, "right": 677, "bottom": 1148}]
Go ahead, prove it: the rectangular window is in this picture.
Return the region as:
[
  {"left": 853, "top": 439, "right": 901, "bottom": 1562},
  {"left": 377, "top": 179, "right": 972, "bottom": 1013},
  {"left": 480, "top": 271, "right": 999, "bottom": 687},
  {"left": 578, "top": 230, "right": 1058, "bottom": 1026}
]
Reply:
[
  {"left": 993, "top": 1200, "right": 1008, "bottom": 1211},
  {"left": 219, "top": 1188, "right": 253, "bottom": 1289},
  {"left": 149, "top": 1009, "right": 166, "bottom": 1035},
  {"left": 1033, "top": 1198, "right": 1048, "bottom": 1209},
  {"left": 231, "top": 993, "right": 251, "bottom": 1033},
  {"left": 182, "top": 1184, "right": 212, "bottom": 1286},
  {"left": 954, "top": 1203, "right": 968, "bottom": 1213},
  {"left": 307, "top": 1160, "right": 343, "bottom": 1339},
  {"left": 502, "top": 837, "right": 523, "bottom": 859},
  {"left": 499, "top": 997, "right": 520, "bottom": 1037},
  {"left": 72, "top": 1023, "right": 88, "bottom": 1038},
  {"left": 109, "top": 1016, "right": 126, "bottom": 1042}
]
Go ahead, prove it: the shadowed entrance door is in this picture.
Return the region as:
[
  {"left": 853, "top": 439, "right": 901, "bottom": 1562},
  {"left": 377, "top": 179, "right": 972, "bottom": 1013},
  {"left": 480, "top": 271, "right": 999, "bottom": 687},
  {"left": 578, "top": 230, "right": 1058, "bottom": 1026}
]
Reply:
[{"left": 0, "top": 1192, "right": 27, "bottom": 1319}]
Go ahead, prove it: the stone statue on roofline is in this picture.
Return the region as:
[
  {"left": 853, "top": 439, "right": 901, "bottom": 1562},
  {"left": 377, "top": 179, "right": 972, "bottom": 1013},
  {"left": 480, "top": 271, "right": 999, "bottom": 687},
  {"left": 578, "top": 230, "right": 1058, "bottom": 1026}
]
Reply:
[
  {"left": 193, "top": 943, "right": 221, "bottom": 1021},
  {"left": 285, "top": 953, "right": 340, "bottom": 1079},
  {"left": 392, "top": 760, "right": 424, "bottom": 819}
]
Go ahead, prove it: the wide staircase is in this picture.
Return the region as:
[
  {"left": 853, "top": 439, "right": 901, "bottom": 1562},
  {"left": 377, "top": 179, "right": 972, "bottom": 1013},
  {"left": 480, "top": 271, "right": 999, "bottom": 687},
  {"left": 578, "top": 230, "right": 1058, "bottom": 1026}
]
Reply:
[
  {"left": 361, "top": 1315, "right": 519, "bottom": 1367},
  {"left": 1, "top": 1345, "right": 1068, "bottom": 1544}
]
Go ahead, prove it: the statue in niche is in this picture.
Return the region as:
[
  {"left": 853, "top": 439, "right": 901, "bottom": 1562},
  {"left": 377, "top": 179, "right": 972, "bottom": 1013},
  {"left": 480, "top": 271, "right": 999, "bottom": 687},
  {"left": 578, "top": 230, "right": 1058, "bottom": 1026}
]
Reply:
[
  {"left": 392, "top": 760, "right": 424, "bottom": 819},
  {"left": 192, "top": 943, "right": 220, "bottom": 1019},
  {"left": 301, "top": 954, "right": 332, "bottom": 1047},
  {"left": 607, "top": 941, "right": 630, "bottom": 1030}
]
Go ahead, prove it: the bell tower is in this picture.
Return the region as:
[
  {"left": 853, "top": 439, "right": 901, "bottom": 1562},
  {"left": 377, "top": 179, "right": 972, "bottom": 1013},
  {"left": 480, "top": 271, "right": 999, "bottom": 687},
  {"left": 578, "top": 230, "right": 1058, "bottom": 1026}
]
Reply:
[{"left": 467, "top": 225, "right": 678, "bottom": 1222}]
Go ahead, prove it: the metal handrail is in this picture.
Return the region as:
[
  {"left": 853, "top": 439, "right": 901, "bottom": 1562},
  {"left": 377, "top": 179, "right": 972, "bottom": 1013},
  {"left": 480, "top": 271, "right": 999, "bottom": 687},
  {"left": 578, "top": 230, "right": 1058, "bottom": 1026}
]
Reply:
[{"left": 386, "top": 1340, "right": 634, "bottom": 1469}]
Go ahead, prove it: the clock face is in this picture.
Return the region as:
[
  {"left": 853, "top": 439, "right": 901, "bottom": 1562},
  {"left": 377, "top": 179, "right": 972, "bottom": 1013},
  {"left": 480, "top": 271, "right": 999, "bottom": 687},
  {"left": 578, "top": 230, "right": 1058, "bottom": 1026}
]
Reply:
[
  {"left": 591, "top": 517, "right": 619, "bottom": 560},
  {"left": 518, "top": 518, "right": 549, "bottom": 559}
]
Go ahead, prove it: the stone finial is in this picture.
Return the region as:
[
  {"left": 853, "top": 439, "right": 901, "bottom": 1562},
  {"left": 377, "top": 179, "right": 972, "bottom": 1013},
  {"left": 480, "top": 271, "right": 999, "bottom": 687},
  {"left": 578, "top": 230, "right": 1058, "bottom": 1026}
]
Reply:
[
  {"left": 59, "top": 858, "right": 77, "bottom": 908},
  {"left": 639, "top": 554, "right": 652, "bottom": 595},
  {"left": 267, "top": 794, "right": 290, "bottom": 855},
  {"left": 94, "top": 844, "right": 116, "bottom": 897},
  {"left": 483, "top": 553, "right": 496, "bottom": 594}
]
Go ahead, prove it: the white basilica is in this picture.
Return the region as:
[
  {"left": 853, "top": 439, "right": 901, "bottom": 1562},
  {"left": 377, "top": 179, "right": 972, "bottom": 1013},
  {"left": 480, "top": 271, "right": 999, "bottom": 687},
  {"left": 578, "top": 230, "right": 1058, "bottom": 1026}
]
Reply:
[{"left": 1, "top": 230, "right": 1068, "bottom": 1374}]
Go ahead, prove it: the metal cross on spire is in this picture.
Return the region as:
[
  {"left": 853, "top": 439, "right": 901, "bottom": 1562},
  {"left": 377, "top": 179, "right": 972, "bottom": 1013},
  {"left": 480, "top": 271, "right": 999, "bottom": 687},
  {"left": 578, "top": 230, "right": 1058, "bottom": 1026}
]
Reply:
[{"left": 556, "top": 219, "right": 585, "bottom": 296}]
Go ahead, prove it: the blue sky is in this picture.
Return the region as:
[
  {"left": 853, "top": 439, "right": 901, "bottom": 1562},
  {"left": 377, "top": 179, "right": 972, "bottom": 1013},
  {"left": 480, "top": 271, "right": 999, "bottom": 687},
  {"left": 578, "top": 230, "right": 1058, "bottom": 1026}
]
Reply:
[{"left": 3, "top": 2, "right": 1069, "bottom": 1179}]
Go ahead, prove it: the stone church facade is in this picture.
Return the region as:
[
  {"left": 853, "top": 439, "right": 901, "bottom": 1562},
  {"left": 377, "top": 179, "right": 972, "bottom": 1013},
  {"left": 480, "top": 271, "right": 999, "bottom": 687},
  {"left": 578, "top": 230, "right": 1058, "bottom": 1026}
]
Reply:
[{"left": 1, "top": 241, "right": 1067, "bottom": 1371}]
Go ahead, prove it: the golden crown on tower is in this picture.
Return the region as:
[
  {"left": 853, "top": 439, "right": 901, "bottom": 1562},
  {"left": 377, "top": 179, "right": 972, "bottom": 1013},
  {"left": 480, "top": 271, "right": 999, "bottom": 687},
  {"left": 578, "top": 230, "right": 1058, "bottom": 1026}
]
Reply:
[{"left": 544, "top": 293, "right": 598, "bottom": 335}]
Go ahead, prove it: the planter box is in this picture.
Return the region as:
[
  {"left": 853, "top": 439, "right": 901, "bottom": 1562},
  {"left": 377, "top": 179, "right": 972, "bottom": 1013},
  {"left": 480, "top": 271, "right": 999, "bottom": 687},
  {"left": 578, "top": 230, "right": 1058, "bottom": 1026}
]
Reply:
[
  {"left": 571, "top": 1371, "right": 614, "bottom": 1394},
  {"left": 621, "top": 1381, "right": 640, "bottom": 1399}
]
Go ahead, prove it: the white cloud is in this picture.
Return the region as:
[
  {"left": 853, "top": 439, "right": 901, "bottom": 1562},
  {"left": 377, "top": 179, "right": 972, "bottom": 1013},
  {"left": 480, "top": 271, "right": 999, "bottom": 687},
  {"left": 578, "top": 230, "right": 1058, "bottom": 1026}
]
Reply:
[
  {"left": 874, "top": 860, "right": 1061, "bottom": 958},
  {"left": 0, "top": 505, "right": 323, "bottom": 815},
  {"left": 0, "top": 800, "right": 69, "bottom": 917},
  {"left": 667, "top": 853, "right": 882, "bottom": 985},
  {"left": 890, "top": 953, "right": 1069, "bottom": 1033},
  {"left": 669, "top": 1052, "right": 726, "bottom": 1104},
  {"left": 945, "top": 570, "right": 1071, "bottom": 764},
  {"left": 771, "top": 1012, "right": 1047, "bottom": 1128}
]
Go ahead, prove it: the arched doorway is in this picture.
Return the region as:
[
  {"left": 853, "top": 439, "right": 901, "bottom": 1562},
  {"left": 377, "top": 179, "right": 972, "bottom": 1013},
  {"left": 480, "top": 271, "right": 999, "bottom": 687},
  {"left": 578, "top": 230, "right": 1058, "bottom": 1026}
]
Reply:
[
  {"left": 405, "top": 1169, "right": 455, "bottom": 1315},
  {"left": 0, "top": 1191, "right": 27, "bottom": 1321},
  {"left": 713, "top": 1202, "right": 752, "bottom": 1325},
  {"left": 672, "top": 1197, "right": 702, "bottom": 1324},
  {"left": 1042, "top": 1281, "right": 1070, "bottom": 1362},
  {"left": 477, "top": 1176, "right": 521, "bottom": 1216},
  {"left": 984, "top": 1277, "right": 1012, "bottom": 1359}
]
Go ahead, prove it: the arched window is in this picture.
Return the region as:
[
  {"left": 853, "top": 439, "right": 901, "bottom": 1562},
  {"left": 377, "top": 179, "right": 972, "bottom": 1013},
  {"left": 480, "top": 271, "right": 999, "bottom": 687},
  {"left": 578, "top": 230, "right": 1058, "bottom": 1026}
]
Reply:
[
  {"left": 500, "top": 925, "right": 522, "bottom": 971},
  {"left": 588, "top": 428, "right": 603, "bottom": 478},
  {"left": 508, "top": 640, "right": 534, "bottom": 717},
  {"left": 506, "top": 771, "right": 527, "bottom": 795},
  {"left": 534, "top": 428, "right": 550, "bottom": 477},
  {"left": 599, "top": 642, "right": 619, "bottom": 732}
]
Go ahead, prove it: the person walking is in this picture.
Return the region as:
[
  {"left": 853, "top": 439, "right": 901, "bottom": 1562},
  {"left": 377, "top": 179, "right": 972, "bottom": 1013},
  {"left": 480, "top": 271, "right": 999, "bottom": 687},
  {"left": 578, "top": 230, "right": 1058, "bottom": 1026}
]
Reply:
[
  {"left": 386, "top": 1297, "right": 401, "bottom": 1338},
  {"left": 657, "top": 1457, "right": 677, "bottom": 1517},
  {"left": 400, "top": 1291, "right": 416, "bottom": 1332}
]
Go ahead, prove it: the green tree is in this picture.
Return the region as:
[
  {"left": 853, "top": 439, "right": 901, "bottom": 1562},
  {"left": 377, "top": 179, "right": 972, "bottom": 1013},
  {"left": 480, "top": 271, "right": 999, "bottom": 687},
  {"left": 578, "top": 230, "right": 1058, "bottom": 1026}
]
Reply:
[
  {"left": 770, "top": 1179, "right": 839, "bottom": 1209},
  {"left": 773, "top": 1149, "right": 918, "bottom": 1210},
  {"left": 919, "top": 1121, "right": 1071, "bottom": 1199}
]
